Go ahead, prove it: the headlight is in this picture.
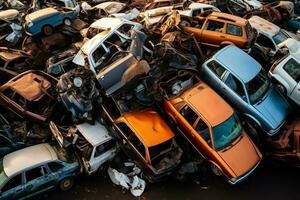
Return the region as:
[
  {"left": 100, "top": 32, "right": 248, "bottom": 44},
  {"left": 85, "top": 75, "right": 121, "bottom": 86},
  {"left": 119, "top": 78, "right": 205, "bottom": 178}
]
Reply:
[{"left": 28, "top": 22, "right": 33, "bottom": 27}]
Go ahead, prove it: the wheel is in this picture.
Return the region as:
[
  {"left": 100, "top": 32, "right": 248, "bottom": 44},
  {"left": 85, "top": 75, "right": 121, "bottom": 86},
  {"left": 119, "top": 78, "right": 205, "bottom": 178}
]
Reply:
[
  {"left": 275, "top": 83, "right": 286, "bottom": 95},
  {"left": 59, "top": 177, "right": 74, "bottom": 191},
  {"left": 42, "top": 25, "right": 53, "bottom": 36},
  {"left": 211, "top": 164, "right": 222, "bottom": 176},
  {"left": 180, "top": 20, "right": 191, "bottom": 27},
  {"left": 64, "top": 18, "right": 72, "bottom": 26}
]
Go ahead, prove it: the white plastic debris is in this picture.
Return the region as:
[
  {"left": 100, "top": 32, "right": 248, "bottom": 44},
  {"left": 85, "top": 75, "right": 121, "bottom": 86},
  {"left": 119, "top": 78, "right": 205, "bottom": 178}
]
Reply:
[
  {"left": 107, "top": 167, "right": 146, "bottom": 197},
  {"left": 5, "top": 23, "right": 22, "bottom": 43},
  {"left": 7, "top": 0, "right": 25, "bottom": 10},
  {"left": 81, "top": 2, "right": 92, "bottom": 12}
]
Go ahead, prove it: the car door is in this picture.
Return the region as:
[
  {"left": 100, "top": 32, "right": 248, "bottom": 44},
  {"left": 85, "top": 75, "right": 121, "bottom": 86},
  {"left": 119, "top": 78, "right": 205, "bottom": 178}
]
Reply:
[
  {"left": 89, "top": 140, "right": 117, "bottom": 174},
  {"left": 0, "top": 173, "right": 24, "bottom": 200},
  {"left": 221, "top": 72, "right": 250, "bottom": 111},
  {"left": 201, "top": 19, "right": 226, "bottom": 47},
  {"left": 24, "top": 165, "right": 54, "bottom": 196}
]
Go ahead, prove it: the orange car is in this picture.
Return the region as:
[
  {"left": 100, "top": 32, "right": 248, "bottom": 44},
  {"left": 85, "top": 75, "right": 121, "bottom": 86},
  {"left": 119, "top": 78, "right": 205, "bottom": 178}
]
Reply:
[
  {"left": 183, "top": 12, "right": 256, "bottom": 50},
  {"left": 163, "top": 80, "right": 262, "bottom": 184},
  {"left": 102, "top": 100, "right": 183, "bottom": 182}
]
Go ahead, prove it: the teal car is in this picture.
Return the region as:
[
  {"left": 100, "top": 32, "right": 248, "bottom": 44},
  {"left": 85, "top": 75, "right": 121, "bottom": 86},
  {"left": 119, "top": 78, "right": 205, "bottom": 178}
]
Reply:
[
  {"left": 24, "top": 7, "right": 78, "bottom": 36},
  {"left": 0, "top": 143, "right": 79, "bottom": 200}
]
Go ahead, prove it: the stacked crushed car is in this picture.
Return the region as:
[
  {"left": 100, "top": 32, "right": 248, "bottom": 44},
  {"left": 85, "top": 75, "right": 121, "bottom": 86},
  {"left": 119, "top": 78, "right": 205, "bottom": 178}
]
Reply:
[{"left": 0, "top": 0, "right": 300, "bottom": 198}]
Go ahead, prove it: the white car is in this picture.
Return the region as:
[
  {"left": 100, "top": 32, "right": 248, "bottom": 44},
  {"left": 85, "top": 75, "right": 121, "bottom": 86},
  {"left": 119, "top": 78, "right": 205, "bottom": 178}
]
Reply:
[
  {"left": 50, "top": 121, "right": 118, "bottom": 175},
  {"left": 74, "top": 17, "right": 143, "bottom": 73},
  {"left": 269, "top": 38, "right": 300, "bottom": 106},
  {"left": 249, "top": 16, "right": 300, "bottom": 57}
]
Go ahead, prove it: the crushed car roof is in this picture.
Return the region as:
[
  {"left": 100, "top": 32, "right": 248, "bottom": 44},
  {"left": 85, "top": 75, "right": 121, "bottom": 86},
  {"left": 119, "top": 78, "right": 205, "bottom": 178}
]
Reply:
[
  {"left": 184, "top": 82, "right": 234, "bottom": 127},
  {"left": 249, "top": 16, "right": 280, "bottom": 37},
  {"left": 76, "top": 122, "right": 112, "bottom": 146},
  {"left": 93, "top": 2, "right": 126, "bottom": 14},
  {"left": 3, "top": 144, "right": 58, "bottom": 177},
  {"left": 5, "top": 72, "right": 51, "bottom": 101},
  {"left": 214, "top": 45, "right": 261, "bottom": 83},
  {"left": 118, "top": 109, "right": 175, "bottom": 147}
]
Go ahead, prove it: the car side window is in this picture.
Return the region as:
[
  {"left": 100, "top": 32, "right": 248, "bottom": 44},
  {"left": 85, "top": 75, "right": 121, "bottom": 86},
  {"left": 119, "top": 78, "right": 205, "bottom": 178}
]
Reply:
[
  {"left": 283, "top": 58, "right": 300, "bottom": 82},
  {"left": 226, "top": 24, "right": 242, "bottom": 36},
  {"left": 118, "top": 24, "right": 134, "bottom": 37},
  {"left": 116, "top": 122, "right": 146, "bottom": 158},
  {"left": 206, "top": 20, "right": 225, "bottom": 33},
  {"left": 194, "top": 119, "right": 212, "bottom": 147},
  {"left": 2, "top": 174, "right": 22, "bottom": 192},
  {"left": 225, "top": 74, "right": 246, "bottom": 99},
  {"left": 48, "top": 162, "right": 64, "bottom": 172},
  {"left": 256, "top": 34, "right": 276, "bottom": 51},
  {"left": 180, "top": 105, "right": 198, "bottom": 126},
  {"left": 25, "top": 166, "right": 45, "bottom": 182},
  {"left": 2, "top": 88, "right": 15, "bottom": 98},
  {"left": 92, "top": 45, "right": 106, "bottom": 65},
  {"left": 130, "top": 134, "right": 146, "bottom": 159},
  {"left": 192, "top": 9, "right": 202, "bottom": 16},
  {"left": 207, "top": 60, "right": 226, "bottom": 79},
  {"left": 94, "top": 140, "right": 115, "bottom": 157}
]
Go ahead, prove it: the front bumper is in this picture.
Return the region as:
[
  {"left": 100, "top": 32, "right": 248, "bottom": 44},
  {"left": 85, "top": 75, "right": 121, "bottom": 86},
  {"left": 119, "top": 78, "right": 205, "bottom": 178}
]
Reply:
[{"left": 228, "top": 159, "right": 261, "bottom": 185}]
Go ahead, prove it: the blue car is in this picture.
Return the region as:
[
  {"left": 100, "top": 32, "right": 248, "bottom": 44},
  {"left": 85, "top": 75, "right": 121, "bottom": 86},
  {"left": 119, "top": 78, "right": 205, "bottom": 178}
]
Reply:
[
  {"left": 201, "top": 45, "right": 290, "bottom": 136},
  {"left": 24, "top": 7, "right": 78, "bottom": 36},
  {"left": 0, "top": 143, "right": 79, "bottom": 200}
]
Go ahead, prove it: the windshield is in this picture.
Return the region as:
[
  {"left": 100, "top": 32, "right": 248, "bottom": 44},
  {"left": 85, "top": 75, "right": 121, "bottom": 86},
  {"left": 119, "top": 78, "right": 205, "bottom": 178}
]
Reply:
[
  {"left": 272, "top": 30, "right": 290, "bottom": 45},
  {"left": 212, "top": 114, "right": 242, "bottom": 151},
  {"left": 0, "top": 160, "right": 7, "bottom": 187},
  {"left": 246, "top": 69, "right": 270, "bottom": 104}
]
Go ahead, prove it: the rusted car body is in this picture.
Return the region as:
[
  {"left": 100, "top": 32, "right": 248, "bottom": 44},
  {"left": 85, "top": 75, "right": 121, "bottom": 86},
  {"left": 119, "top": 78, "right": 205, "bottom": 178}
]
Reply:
[
  {"left": 101, "top": 93, "right": 183, "bottom": 182},
  {"left": 266, "top": 119, "right": 300, "bottom": 166},
  {"left": 158, "top": 70, "right": 262, "bottom": 184},
  {"left": 0, "top": 47, "right": 33, "bottom": 73},
  {"left": 183, "top": 12, "right": 256, "bottom": 50},
  {"left": 0, "top": 70, "right": 58, "bottom": 122}
]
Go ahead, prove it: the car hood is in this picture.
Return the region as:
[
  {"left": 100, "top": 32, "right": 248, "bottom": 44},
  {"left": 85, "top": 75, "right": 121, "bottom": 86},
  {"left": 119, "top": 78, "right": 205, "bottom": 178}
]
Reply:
[
  {"left": 253, "top": 88, "right": 289, "bottom": 130},
  {"left": 218, "top": 133, "right": 261, "bottom": 177}
]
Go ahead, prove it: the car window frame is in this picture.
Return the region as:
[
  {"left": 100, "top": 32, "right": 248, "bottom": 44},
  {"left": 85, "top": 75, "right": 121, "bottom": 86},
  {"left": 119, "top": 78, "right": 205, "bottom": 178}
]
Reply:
[
  {"left": 222, "top": 71, "right": 250, "bottom": 103},
  {"left": 204, "top": 19, "right": 225, "bottom": 33},
  {"left": 193, "top": 117, "right": 213, "bottom": 148},
  {"left": 1, "top": 173, "right": 23, "bottom": 193}
]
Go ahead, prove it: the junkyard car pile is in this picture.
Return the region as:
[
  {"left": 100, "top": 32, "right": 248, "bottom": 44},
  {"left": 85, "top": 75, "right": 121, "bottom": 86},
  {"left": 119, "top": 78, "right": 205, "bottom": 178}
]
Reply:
[{"left": 1, "top": 0, "right": 300, "bottom": 199}]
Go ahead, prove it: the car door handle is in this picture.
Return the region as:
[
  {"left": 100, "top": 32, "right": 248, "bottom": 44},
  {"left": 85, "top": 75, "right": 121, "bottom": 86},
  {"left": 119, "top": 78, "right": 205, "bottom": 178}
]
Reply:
[{"left": 16, "top": 188, "right": 23, "bottom": 192}]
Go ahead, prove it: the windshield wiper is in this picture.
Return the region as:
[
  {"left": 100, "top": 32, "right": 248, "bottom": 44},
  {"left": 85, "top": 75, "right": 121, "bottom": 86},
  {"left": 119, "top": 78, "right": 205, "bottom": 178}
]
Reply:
[{"left": 221, "top": 134, "right": 244, "bottom": 153}]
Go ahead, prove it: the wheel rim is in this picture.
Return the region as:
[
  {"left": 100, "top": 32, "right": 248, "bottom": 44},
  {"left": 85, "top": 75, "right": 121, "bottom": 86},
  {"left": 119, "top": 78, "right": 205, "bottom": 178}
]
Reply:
[
  {"left": 44, "top": 26, "right": 52, "bottom": 35},
  {"left": 211, "top": 164, "right": 222, "bottom": 176},
  {"left": 276, "top": 84, "right": 285, "bottom": 94},
  {"left": 64, "top": 19, "right": 71, "bottom": 26}
]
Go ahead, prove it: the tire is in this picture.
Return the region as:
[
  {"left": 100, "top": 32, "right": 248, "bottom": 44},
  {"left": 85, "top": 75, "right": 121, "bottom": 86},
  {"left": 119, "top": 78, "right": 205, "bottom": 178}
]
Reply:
[
  {"left": 275, "top": 83, "right": 286, "bottom": 95},
  {"left": 42, "top": 25, "right": 53, "bottom": 36},
  {"left": 59, "top": 177, "right": 74, "bottom": 191},
  {"left": 211, "top": 164, "right": 222, "bottom": 176},
  {"left": 180, "top": 20, "right": 191, "bottom": 27},
  {"left": 64, "top": 18, "right": 72, "bottom": 26}
]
